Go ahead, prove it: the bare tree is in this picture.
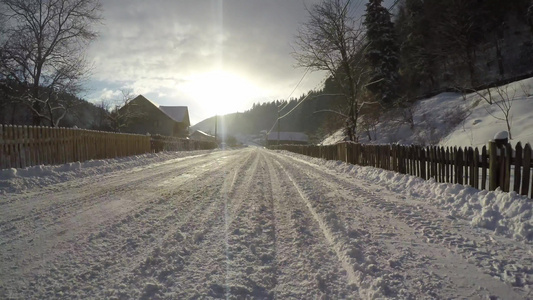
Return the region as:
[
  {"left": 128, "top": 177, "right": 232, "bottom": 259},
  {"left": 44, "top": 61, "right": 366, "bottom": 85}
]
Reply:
[
  {"left": 475, "top": 86, "right": 516, "bottom": 139},
  {"left": 293, "top": 0, "right": 367, "bottom": 141},
  {"left": 106, "top": 90, "right": 144, "bottom": 133},
  {"left": 0, "top": 0, "right": 102, "bottom": 126}
]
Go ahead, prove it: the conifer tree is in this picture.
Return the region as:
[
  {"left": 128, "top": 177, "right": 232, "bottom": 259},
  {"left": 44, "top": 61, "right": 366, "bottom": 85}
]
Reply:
[{"left": 363, "top": 0, "right": 399, "bottom": 106}]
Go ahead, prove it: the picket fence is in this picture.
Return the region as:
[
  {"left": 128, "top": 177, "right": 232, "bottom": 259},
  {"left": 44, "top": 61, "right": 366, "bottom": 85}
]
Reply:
[
  {"left": 270, "top": 141, "right": 533, "bottom": 199},
  {"left": 0, "top": 124, "right": 217, "bottom": 170}
]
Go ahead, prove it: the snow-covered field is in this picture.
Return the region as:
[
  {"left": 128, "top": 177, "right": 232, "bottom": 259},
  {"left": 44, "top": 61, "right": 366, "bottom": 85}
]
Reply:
[{"left": 1, "top": 148, "right": 532, "bottom": 299}]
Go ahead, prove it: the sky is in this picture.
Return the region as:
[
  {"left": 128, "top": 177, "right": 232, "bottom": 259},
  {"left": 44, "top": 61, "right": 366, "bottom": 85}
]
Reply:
[{"left": 84, "top": 0, "right": 392, "bottom": 125}]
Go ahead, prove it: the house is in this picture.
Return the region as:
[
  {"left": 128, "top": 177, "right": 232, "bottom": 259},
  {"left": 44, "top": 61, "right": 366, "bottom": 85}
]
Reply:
[
  {"left": 266, "top": 131, "right": 309, "bottom": 146},
  {"left": 190, "top": 130, "right": 216, "bottom": 142},
  {"left": 119, "top": 95, "right": 190, "bottom": 137}
]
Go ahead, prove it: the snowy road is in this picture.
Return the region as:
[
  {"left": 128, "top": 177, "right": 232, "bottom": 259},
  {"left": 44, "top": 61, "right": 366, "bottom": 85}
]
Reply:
[{"left": 1, "top": 148, "right": 532, "bottom": 299}]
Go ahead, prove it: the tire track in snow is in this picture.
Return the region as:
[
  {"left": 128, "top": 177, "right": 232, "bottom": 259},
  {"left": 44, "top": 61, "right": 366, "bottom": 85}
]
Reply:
[
  {"left": 167, "top": 150, "right": 279, "bottom": 299},
  {"left": 215, "top": 152, "right": 279, "bottom": 299},
  {"left": 0, "top": 153, "right": 230, "bottom": 268},
  {"left": 273, "top": 160, "right": 360, "bottom": 284},
  {"left": 0, "top": 152, "right": 230, "bottom": 245},
  {"left": 86, "top": 150, "right": 258, "bottom": 299},
  {"left": 264, "top": 153, "right": 358, "bottom": 299},
  {"left": 271, "top": 151, "right": 532, "bottom": 299},
  {"left": 0, "top": 150, "right": 250, "bottom": 298},
  {"left": 139, "top": 149, "right": 265, "bottom": 299},
  {"left": 269, "top": 153, "right": 391, "bottom": 299}
]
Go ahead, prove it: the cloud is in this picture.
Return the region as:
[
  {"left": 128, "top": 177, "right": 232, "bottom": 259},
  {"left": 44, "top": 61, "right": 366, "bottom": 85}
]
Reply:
[{"left": 84, "top": 0, "right": 344, "bottom": 124}]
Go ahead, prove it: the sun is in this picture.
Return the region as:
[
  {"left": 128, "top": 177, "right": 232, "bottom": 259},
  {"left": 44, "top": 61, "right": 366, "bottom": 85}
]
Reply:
[{"left": 182, "top": 70, "right": 263, "bottom": 116}]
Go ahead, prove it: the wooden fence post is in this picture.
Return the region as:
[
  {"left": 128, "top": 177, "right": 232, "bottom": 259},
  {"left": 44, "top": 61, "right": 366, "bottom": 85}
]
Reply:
[
  {"left": 488, "top": 141, "right": 499, "bottom": 191},
  {"left": 514, "top": 142, "right": 523, "bottom": 193},
  {"left": 522, "top": 144, "right": 532, "bottom": 197},
  {"left": 0, "top": 125, "right": 4, "bottom": 169},
  {"left": 473, "top": 148, "right": 479, "bottom": 189},
  {"left": 503, "top": 143, "right": 512, "bottom": 192},
  {"left": 481, "top": 146, "right": 487, "bottom": 190}
]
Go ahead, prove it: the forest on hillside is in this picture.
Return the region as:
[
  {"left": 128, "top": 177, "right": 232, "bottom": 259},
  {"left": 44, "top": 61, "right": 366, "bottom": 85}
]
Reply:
[
  {"left": 194, "top": 0, "right": 533, "bottom": 142},
  {"left": 2, "top": 0, "right": 533, "bottom": 142}
]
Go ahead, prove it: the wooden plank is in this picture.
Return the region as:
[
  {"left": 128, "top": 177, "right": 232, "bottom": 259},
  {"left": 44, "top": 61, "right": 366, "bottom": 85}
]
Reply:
[
  {"left": 436, "top": 147, "right": 441, "bottom": 183},
  {"left": 411, "top": 146, "right": 416, "bottom": 176},
  {"left": 0, "top": 125, "right": 4, "bottom": 169},
  {"left": 481, "top": 146, "right": 487, "bottom": 190},
  {"left": 45, "top": 126, "right": 52, "bottom": 165},
  {"left": 412, "top": 146, "right": 417, "bottom": 176},
  {"left": 431, "top": 146, "right": 437, "bottom": 181},
  {"left": 34, "top": 126, "right": 41, "bottom": 166},
  {"left": 442, "top": 147, "right": 444, "bottom": 182},
  {"left": 462, "top": 147, "right": 468, "bottom": 186},
  {"left": 14, "top": 125, "right": 21, "bottom": 168},
  {"left": 499, "top": 145, "right": 507, "bottom": 191},
  {"left": 441, "top": 147, "right": 446, "bottom": 183},
  {"left": 51, "top": 127, "right": 58, "bottom": 165},
  {"left": 459, "top": 147, "right": 465, "bottom": 185},
  {"left": 27, "top": 126, "right": 34, "bottom": 167},
  {"left": 18, "top": 126, "right": 25, "bottom": 168},
  {"left": 56, "top": 127, "right": 63, "bottom": 164},
  {"left": 514, "top": 142, "right": 523, "bottom": 193},
  {"left": 488, "top": 141, "right": 498, "bottom": 190},
  {"left": 473, "top": 148, "right": 480, "bottom": 189},
  {"left": 400, "top": 145, "right": 406, "bottom": 174},
  {"left": 390, "top": 145, "right": 395, "bottom": 171},
  {"left": 530, "top": 144, "right": 533, "bottom": 199},
  {"left": 420, "top": 146, "right": 426, "bottom": 180},
  {"left": 468, "top": 148, "right": 475, "bottom": 187},
  {"left": 503, "top": 143, "right": 512, "bottom": 192},
  {"left": 24, "top": 126, "right": 31, "bottom": 168},
  {"left": 424, "top": 147, "right": 433, "bottom": 179},
  {"left": 8, "top": 125, "right": 15, "bottom": 168},
  {"left": 522, "top": 144, "right": 531, "bottom": 196}
]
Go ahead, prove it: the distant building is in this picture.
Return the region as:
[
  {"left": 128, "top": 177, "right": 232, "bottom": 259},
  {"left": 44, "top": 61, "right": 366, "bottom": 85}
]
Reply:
[
  {"left": 266, "top": 131, "right": 309, "bottom": 146},
  {"left": 190, "top": 130, "right": 216, "bottom": 142},
  {"left": 118, "top": 95, "right": 190, "bottom": 137}
]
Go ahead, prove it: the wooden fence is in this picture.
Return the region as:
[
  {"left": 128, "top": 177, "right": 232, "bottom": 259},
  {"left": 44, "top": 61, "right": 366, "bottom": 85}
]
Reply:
[
  {"left": 0, "top": 125, "right": 218, "bottom": 170},
  {"left": 0, "top": 124, "right": 151, "bottom": 169},
  {"left": 151, "top": 134, "right": 217, "bottom": 152},
  {"left": 270, "top": 141, "right": 533, "bottom": 199}
]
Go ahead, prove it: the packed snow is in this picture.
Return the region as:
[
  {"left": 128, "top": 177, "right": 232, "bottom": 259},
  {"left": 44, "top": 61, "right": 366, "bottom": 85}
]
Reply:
[{"left": 1, "top": 147, "right": 532, "bottom": 299}]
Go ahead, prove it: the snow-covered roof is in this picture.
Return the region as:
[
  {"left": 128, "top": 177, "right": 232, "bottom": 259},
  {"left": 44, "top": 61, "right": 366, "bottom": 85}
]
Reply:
[
  {"left": 191, "top": 130, "right": 214, "bottom": 138},
  {"left": 159, "top": 106, "right": 190, "bottom": 126},
  {"left": 267, "top": 132, "right": 308, "bottom": 142}
]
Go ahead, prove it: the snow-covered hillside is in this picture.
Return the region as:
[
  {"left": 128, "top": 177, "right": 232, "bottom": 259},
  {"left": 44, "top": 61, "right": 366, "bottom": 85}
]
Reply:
[{"left": 322, "top": 77, "right": 533, "bottom": 147}]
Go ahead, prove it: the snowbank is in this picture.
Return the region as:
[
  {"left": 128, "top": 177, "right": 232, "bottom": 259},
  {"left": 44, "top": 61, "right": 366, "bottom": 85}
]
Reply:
[
  {"left": 281, "top": 151, "right": 533, "bottom": 242},
  {"left": 0, "top": 150, "right": 216, "bottom": 194}
]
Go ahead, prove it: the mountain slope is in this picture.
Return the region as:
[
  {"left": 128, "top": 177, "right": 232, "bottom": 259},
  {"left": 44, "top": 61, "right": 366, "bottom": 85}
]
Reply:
[{"left": 322, "top": 77, "right": 533, "bottom": 147}]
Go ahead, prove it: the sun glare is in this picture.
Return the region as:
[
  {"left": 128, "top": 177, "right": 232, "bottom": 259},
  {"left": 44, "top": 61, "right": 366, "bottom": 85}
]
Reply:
[{"left": 182, "top": 71, "right": 263, "bottom": 116}]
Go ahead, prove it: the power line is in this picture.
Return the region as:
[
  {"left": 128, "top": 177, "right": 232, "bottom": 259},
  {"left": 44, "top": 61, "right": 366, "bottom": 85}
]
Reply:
[
  {"left": 267, "top": 0, "right": 400, "bottom": 139},
  {"left": 267, "top": 76, "right": 327, "bottom": 135},
  {"left": 278, "top": 67, "right": 310, "bottom": 112}
]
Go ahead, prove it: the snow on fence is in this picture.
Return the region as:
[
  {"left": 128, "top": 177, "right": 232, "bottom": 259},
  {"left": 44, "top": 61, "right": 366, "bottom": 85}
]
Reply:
[
  {"left": 0, "top": 124, "right": 151, "bottom": 170},
  {"left": 270, "top": 141, "right": 533, "bottom": 199}
]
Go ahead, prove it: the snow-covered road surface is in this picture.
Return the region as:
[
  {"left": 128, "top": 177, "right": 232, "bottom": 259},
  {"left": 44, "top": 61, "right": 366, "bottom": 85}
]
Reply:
[{"left": 1, "top": 148, "right": 532, "bottom": 299}]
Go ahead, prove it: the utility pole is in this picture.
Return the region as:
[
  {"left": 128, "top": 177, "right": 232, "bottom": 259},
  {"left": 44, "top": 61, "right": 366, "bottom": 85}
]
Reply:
[
  {"left": 214, "top": 114, "right": 218, "bottom": 145},
  {"left": 277, "top": 110, "right": 280, "bottom": 145}
]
